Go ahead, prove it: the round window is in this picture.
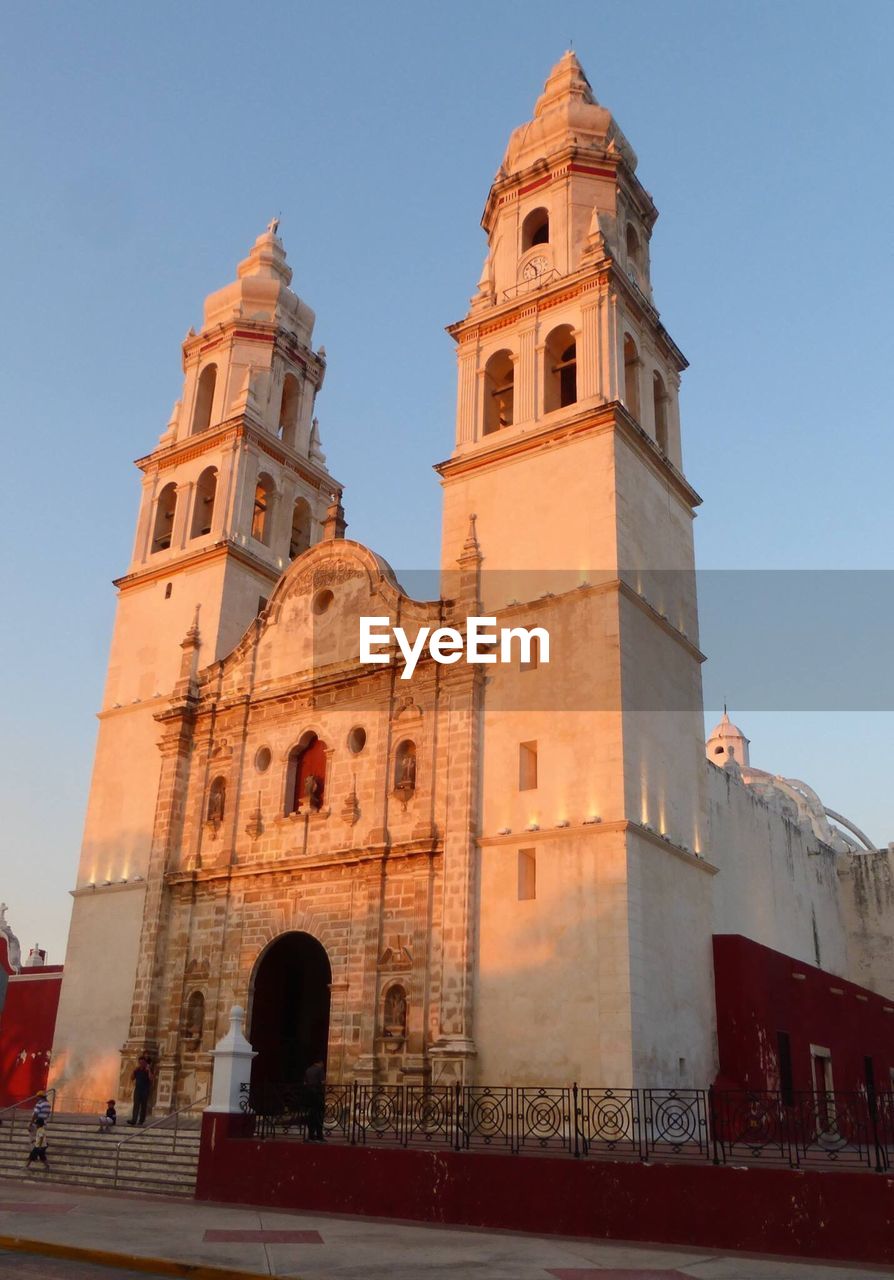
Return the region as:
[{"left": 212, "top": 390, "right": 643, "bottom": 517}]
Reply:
[
  {"left": 347, "top": 726, "right": 367, "bottom": 754},
  {"left": 255, "top": 746, "right": 272, "bottom": 772},
  {"left": 312, "top": 588, "right": 334, "bottom": 616}
]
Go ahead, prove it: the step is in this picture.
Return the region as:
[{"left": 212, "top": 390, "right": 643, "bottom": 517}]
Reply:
[
  {"left": 0, "top": 1114, "right": 200, "bottom": 1197},
  {"left": 0, "top": 1139, "right": 200, "bottom": 1164},
  {"left": 0, "top": 1151, "right": 198, "bottom": 1171}
]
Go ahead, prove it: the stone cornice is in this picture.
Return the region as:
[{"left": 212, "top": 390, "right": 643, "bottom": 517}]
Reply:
[
  {"left": 70, "top": 880, "right": 147, "bottom": 899},
  {"left": 435, "top": 400, "right": 702, "bottom": 512},
  {"left": 449, "top": 262, "right": 686, "bottom": 374},
  {"left": 113, "top": 538, "right": 281, "bottom": 594},
  {"left": 480, "top": 144, "right": 657, "bottom": 234},
  {"left": 479, "top": 819, "right": 717, "bottom": 874},
  {"left": 165, "top": 841, "right": 441, "bottom": 890},
  {"left": 617, "top": 580, "right": 705, "bottom": 664},
  {"left": 134, "top": 416, "right": 338, "bottom": 493},
  {"left": 182, "top": 317, "right": 325, "bottom": 386}
]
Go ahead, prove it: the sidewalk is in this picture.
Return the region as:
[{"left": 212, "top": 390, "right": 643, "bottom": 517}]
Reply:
[{"left": 0, "top": 1177, "right": 889, "bottom": 1280}]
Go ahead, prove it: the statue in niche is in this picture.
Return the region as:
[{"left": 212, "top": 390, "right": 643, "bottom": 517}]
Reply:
[
  {"left": 304, "top": 773, "right": 322, "bottom": 811},
  {"left": 184, "top": 992, "right": 205, "bottom": 1047},
  {"left": 206, "top": 778, "right": 226, "bottom": 831},
  {"left": 383, "top": 986, "right": 407, "bottom": 1039},
  {"left": 394, "top": 741, "right": 417, "bottom": 795}
]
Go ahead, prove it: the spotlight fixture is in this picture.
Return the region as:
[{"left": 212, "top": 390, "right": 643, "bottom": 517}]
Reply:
[
  {"left": 555, "top": 819, "right": 570, "bottom": 828},
  {"left": 497, "top": 827, "right": 511, "bottom": 836},
  {"left": 101, "top": 880, "right": 112, "bottom": 887},
  {"left": 527, "top": 822, "right": 540, "bottom": 832},
  {"left": 583, "top": 815, "right": 601, "bottom": 825}
]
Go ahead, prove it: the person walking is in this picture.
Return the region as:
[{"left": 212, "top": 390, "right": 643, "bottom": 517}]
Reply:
[
  {"left": 126, "top": 1055, "right": 154, "bottom": 1127},
  {"left": 26, "top": 1118, "right": 50, "bottom": 1173},
  {"left": 303, "top": 1058, "right": 326, "bottom": 1142},
  {"left": 31, "top": 1090, "right": 51, "bottom": 1127}
]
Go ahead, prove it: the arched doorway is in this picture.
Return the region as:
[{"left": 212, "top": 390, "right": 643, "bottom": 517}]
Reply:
[{"left": 249, "top": 932, "right": 331, "bottom": 1088}]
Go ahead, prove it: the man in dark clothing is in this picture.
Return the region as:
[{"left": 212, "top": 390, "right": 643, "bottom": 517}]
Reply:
[
  {"left": 127, "top": 1055, "right": 154, "bottom": 1126},
  {"left": 303, "top": 1059, "right": 326, "bottom": 1142}
]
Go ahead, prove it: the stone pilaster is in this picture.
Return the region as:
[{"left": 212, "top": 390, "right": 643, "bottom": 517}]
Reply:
[
  {"left": 456, "top": 344, "right": 478, "bottom": 445},
  {"left": 429, "top": 667, "right": 483, "bottom": 1082},
  {"left": 118, "top": 688, "right": 198, "bottom": 1106},
  {"left": 516, "top": 320, "right": 537, "bottom": 424},
  {"left": 579, "top": 294, "right": 601, "bottom": 401}
]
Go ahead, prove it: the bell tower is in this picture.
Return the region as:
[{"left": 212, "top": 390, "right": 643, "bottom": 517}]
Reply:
[
  {"left": 51, "top": 226, "right": 340, "bottom": 1105},
  {"left": 439, "top": 51, "right": 691, "bottom": 607},
  {"left": 440, "top": 57, "right": 717, "bottom": 1087}
]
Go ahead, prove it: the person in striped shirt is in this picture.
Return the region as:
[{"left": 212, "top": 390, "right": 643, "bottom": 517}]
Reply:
[{"left": 31, "top": 1091, "right": 51, "bottom": 1127}]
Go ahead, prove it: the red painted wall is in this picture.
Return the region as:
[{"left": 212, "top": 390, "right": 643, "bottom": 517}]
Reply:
[
  {"left": 713, "top": 934, "right": 894, "bottom": 1094},
  {"left": 0, "top": 967, "right": 63, "bottom": 1108},
  {"left": 197, "top": 1113, "right": 894, "bottom": 1266}
]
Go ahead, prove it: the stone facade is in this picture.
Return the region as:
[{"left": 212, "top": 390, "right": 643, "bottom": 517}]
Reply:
[{"left": 117, "top": 538, "right": 488, "bottom": 1105}]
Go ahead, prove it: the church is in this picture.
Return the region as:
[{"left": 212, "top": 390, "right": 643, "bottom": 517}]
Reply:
[{"left": 49, "top": 53, "right": 894, "bottom": 1115}]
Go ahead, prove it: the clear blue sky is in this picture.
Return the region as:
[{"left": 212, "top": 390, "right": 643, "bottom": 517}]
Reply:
[{"left": 2, "top": 0, "right": 893, "bottom": 962}]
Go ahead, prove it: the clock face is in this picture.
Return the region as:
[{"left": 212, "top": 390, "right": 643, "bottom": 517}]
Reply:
[{"left": 523, "top": 255, "right": 549, "bottom": 281}]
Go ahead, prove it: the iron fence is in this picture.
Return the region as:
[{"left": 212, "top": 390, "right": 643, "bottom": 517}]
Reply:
[{"left": 238, "top": 1082, "right": 894, "bottom": 1171}]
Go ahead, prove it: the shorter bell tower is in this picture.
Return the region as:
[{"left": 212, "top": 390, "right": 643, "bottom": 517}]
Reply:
[{"left": 51, "top": 226, "right": 340, "bottom": 1107}]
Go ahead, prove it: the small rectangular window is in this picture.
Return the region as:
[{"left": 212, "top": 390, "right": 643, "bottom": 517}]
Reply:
[
  {"left": 518, "top": 741, "right": 538, "bottom": 791},
  {"left": 520, "top": 634, "right": 539, "bottom": 671},
  {"left": 517, "top": 849, "right": 536, "bottom": 901},
  {"left": 257, "top": 595, "right": 268, "bottom": 616}
]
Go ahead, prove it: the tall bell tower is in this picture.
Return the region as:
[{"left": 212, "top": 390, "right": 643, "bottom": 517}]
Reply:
[
  {"left": 51, "top": 226, "right": 339, "bottom": 1105},
  {"left": 439, "top": 56, "right": 717, "bottom": 1086},
  {"left": 440, "top": 51, "right": 691, "bottom": 597}
]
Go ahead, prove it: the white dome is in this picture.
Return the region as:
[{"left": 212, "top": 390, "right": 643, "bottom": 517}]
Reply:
[{"left": 706, "top": 711, "right": 750, "bottom": 768}]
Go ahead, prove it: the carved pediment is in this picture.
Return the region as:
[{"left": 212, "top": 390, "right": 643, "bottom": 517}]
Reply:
[
  {"left": 288, "top": 558, "right": 366, "bottom": 599},
  {"left": 379, "top": 934, "right": 413, "bottom": 969}
]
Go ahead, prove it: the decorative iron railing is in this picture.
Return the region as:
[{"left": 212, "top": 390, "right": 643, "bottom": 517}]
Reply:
[{"left": 238, "top": 1082, "right": 894, "bottom": 1172}]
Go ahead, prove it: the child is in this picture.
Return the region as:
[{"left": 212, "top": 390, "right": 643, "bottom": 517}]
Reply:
[
  {"left": 98, "top": 1100, "right": 117, "bottom": 1133},
  {"left": 26, "top": 1118, "right": 50, "bottom": 1172}
]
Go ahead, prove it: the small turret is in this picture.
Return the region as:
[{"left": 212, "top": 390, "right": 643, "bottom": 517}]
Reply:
[{"left": 706, "top": 710, "right": 751, "bottom": 768}]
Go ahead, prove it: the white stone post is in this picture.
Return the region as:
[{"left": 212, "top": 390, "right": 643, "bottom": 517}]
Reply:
[{"left": 206, "top": 1005, "right": 257, "bottom": 1113}]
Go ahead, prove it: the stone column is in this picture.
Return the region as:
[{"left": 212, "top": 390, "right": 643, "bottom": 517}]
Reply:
[
  {"left": 326, "top": 979, "right": 351, "bottom": 1083},
  {"left": 119, "top": 686, "right": 197, "bottom": 1106},
  {"left": 579, "top": 296, "right": 601, "bottom": 401},
  {"left": 175, "top": 480, "right": 195, "bottom": 551},
  {"left": 456, "top": 345, "right": 478, "bottom": 445},
  {"left": 133, "top": 476, "right": 156, "bottom": 566},
  {"left": 354, "top": 862, "right": 386, "bottom": 1082},
  {"left": 516, "top": 320, "right": 537, "bottom": 424},
  {"left": 217, "top": 439, "right": 241, "bottom": 540},
  {"left": 606, "top": 290, "right": 621, "bottom": 403},
  {"left": 429, "top": 667, "right": 483, "bottom": 1083}
]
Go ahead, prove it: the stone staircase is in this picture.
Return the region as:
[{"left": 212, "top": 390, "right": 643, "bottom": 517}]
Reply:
[{"left": 0, "top": 1112, "right": 201, "bottom": 1196}]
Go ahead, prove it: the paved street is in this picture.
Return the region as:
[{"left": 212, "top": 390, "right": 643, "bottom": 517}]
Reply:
[
  {"left": 0, "top": 1179, "right": 890, "bottom": 1279},
  {"left": 0, "top": 1248, "right": 171, "bottom": 1279}
]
